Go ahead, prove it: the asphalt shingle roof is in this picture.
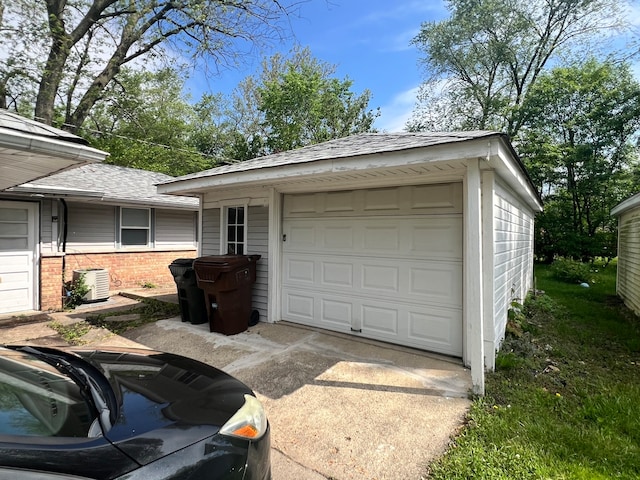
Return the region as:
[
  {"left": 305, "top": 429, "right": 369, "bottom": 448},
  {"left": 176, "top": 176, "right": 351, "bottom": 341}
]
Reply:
[
  {"left": 18, "top": 163, "right": 198, "bottom": 209},
  {"left": 0, "top": 109, "right": 88, "bottom": 144},
  {"left": 161, "top": 131, "right": 500, "bottom": 185}
]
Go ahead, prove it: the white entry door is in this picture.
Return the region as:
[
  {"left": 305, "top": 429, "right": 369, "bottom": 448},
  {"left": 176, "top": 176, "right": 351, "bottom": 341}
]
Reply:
[
  {"left": 281, "top": 184, "right": 463, "bottom": 357},
  {"left": 0, "top": 201, "right": 38, "bottom": 314}
]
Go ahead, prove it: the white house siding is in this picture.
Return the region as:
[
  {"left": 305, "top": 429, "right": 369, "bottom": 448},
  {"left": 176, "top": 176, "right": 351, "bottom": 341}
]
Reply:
[
  {"left": 617, "top": 208, "right": 640, "bottom": 315},
  {"left": 66, "top": 202, "right": 116, "bottom": 252},
  {"left": 40, "top": 199, "right": 54, "bottom": 253},
  {"left": 155, "top": 210, "right": 197, "bottom": 249},
  {"left": 492, "top": 181, "right": 535, "bottom": 350},
  {"left": 201, "top": 208, "right": 221, "bottom": 255},
  {"left": 248, "top": 206, "right": 269, "bottom": 323}
]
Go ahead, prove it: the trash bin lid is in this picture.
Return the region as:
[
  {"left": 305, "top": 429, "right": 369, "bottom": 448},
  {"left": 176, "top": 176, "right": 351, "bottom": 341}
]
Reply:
[
  {"left": 170, "top": 258, "right": 195, "bottom": 266},
  {"left": 193, "top": 255, "right": 260, "bottom": 272}
]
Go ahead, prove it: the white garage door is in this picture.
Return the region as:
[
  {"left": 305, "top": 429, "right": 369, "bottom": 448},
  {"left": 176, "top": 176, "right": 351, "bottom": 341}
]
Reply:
[
  {"left": 0, "top": 201, "right": 38, "bottom": 314},
  {"left": 282, "top": 184, "right": 463, "bottom": 357}
]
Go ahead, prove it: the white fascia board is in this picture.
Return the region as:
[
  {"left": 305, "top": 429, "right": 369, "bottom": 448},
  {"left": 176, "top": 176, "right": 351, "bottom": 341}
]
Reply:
[
  {"left": 489, "top": 139, "right": 543, "bottom": 213},
  {"left": 158, "top": 141, "right": 494, "bottom": 196},
  {"left": 87, "top": 197, "right": 199, "bottom": 210},
  {"left": 8, "top": 183, "right": 105, "bottom": 197},
  {"left": 611, "top": 192, "right": 640, "bottom": 217},
  {"left": 0, "top": 128, "right": 108, "bottom": 162}
]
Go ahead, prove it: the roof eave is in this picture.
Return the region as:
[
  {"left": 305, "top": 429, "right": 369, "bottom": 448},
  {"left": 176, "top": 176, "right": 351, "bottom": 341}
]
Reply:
[
  {"left": 0, "top": 128, "right": 108, "bottom": 163},
  {"left": 611, "top": 192, "right": 640, "bottom": 217}
]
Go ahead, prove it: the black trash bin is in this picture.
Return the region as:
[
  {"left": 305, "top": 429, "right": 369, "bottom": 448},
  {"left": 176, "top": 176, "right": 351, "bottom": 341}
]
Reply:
[
  {"left": 193, "top": 255, "right": 261, "bottom": 335},
  {"left": 168, "top": 258, "right": 208, "bottom": 325}
]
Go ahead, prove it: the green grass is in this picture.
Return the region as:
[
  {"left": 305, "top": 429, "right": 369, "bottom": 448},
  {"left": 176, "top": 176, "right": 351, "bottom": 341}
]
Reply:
[{"left": 428, "top": 262, "right": 640, "bottom": 479}]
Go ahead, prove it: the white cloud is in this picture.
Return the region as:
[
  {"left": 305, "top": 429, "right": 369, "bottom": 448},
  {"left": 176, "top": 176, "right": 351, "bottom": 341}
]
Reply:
[{"left": 375, "top": 85, "right": 420, "bottom": 132}]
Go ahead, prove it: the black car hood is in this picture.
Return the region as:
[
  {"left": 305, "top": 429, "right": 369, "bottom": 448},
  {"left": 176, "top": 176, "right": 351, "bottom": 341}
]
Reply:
[{"left": 75, "top": 348, "right": 254, "bottom": 466}]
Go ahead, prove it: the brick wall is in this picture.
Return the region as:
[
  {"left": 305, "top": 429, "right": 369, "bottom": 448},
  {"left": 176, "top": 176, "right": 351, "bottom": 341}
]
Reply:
[
  {"left": 40, "top": 250, "right": 197, "bottom": 311},
  {"left": 40, "top": 256, "right": 64, "bottom": 311}
]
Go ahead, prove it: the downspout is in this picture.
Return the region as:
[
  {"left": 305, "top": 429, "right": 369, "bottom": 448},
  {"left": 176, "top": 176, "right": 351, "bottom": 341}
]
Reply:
[{"left": 60, "top": 198, "right": 68, "bottom": 275}]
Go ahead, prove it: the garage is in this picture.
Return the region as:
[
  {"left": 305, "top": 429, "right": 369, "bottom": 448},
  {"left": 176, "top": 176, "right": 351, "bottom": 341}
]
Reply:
[
  {"left": 0, "top": 201, "right": 38, "bottom": 314},
  {"left": 158, "top": 131, "right": 543, "bottom": 393},
  {"left": 281, "top": 183, "right": 463, "bottom": 356}
]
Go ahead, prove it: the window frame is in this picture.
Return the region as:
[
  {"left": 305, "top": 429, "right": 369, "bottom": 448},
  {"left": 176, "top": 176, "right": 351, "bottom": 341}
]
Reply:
[
  {"left": 221, "top": 205, "right": 247, "bottom": 255},
  {"left": 118, "top": 207, "right": 153, "bottom": 248}
]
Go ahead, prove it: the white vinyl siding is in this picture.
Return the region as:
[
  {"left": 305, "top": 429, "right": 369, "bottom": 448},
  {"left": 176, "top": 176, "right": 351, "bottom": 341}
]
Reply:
[
  {"left": 248, "top": 206, "right": 268, "bottom": 322},
  {"left": 617, "top": 208, "right": 640, "bottom": 315},
  {"left": 202, "top": 208, "right": 221, "bottom": 255},
  {"left": 156, "top": 210, "right": 197, "bottom": 248},
  {"left": 63, "top": 203, "right": 197, "bottom": 252},
  {"left": 40, "top": 199, "right": 54, "bottom": 253},
  {"left": 282, "top": 184, "right": 463, "bottom": 357},
  {"left": 66, "top": 202, "right": 116, "bottom": 252},
  {"left": 492, "top": 181, "right": 535, "bottom": 347}
]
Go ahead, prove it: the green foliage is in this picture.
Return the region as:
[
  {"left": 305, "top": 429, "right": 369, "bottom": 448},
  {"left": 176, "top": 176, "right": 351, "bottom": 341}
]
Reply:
[
  {"left": 428, "top": 264, "right": 640, "bottom": 479},
  {"left": 549, "top": 258, "right": 593, "bottom": 284},
  {"left": 86, "top": 298, "right": 180, "bottom": 335},
  {"left": 258, "top": 58, "right": 379, "bottom": 152},
  {"left": 64, "top": 273, "right": 90, "bottom": 309},
  {"left": 87, "top": 69, "right": 219, "bottom": 175},
  {"left": 49, "top": 320, "right": 92, "bottom": 345},
  {"left": 520, "top": 59, "right": 640, "bottom": 261}
]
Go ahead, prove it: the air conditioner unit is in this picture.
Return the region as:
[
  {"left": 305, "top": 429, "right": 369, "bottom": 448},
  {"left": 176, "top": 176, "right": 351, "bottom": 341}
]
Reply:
[{"left": 73, "top": 268, "right": 110, "bottom": 302}]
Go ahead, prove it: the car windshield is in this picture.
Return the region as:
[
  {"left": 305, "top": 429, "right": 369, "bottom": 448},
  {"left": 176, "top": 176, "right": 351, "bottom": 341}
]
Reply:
[{"left": 0, "top": 348, "right": 97, "bottom": 437}]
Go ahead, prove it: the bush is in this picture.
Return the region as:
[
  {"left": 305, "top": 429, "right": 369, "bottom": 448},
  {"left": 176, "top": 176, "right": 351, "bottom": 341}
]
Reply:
[{"left": 549, "top": 258, "right": 591, "bottom": 284}]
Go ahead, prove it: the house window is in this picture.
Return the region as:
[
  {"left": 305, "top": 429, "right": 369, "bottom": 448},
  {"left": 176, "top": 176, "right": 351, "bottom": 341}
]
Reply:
[
  {"left": 120, "top": 208, "right": 150, "bottom": 246},
  {"left": 225, "top": 206, "right": 245, "bottom": 254}
]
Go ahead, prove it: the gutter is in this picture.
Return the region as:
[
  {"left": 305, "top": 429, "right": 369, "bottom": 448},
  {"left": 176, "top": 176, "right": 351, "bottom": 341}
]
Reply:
[{"left": 0, "top": 128, "right": 107, "bottom": 163}]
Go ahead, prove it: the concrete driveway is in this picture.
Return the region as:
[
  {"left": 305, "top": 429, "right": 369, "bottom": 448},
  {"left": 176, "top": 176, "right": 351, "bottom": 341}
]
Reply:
[{"left": 2, "top": 294, "right": 472, "bottom": 480}]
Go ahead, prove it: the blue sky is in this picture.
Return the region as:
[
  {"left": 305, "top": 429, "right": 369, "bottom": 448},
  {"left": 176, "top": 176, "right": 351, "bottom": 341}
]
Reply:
[
  {"left": 186, "top": 1, "right": 448, "bottom": 132},
  {"left": 184, "top": 0, "right": 639, "bottom": 133}
]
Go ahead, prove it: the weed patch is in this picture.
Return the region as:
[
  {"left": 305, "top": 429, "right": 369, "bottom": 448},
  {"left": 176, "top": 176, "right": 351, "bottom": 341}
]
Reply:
[
  {"left": 86, "top": 298, "right": 180, "bottom": 335},
  {"left": 49, "top": 320, "right": 92, "bottom": 345}
]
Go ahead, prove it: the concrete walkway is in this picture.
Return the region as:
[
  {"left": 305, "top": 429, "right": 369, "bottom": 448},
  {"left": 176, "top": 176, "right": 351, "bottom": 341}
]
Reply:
[{"left": 1, "top": 292, "right": 472, "bottom": 480}]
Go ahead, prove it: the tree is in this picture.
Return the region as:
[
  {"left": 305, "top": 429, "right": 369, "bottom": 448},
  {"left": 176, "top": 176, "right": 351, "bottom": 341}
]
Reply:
[
  {"left": 518, "top": 59, "right": 640, "bottom": 261},
  {"left": 259, "top": 63, "right": 378, "bottom": 152},
  {"left": 230, "top": 46, "right": 379, "bottom": 156},
  {"left": 87, "top": 68, "right": 219, "bottom": 175},
  {"left": 0, "top": 0, "right": 296, "bottom": 131},
  {"left": 409, "top": 0, "right": 626, "bottom": 136}
]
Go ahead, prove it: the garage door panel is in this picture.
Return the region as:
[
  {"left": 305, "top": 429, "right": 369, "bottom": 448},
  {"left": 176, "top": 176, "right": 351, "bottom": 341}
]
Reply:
[
  {"left": 409, "top": 264, "right": 462, "bottom": 304},
  {"left": 284, "top": 293, "right": 315, "bottom": 321},
  {"left": 286, "top": 258, "right": 315, "bottom": 283},
  {"left": 324, "top": 225, "right": 354, "bottom": 249},
  {"left": 286, "top": 217, "right": 461, "bottom": 260},
  {"left": 321, "top": 298, "right": 352, "bottom": 328},
  {"left": 407, "top": 308, "right": 462, "bottom": 355},
  {"left": 362, "top": 304, "right": 399, "bottom": 335},
  {"left": 283, "top": 287, "right": 462, "bottom": 356},
  {"left": 288, "top": 224, "right": 316, "bottom": 247},
  {"left": 322, "top": 262, "right": 353, "bottom": 287},
  {"left": 282, "top": 185, "right": 463, "bottom": 357},
  {"left": 362, "top": 226, "right": 400, "bottom": 251},
  {"left": 361, "top": 264, "right": 399, "bottom": 292},
  {"left": 285, "top": 254, "right": 460, "bottom": 307},
  {"left": 411, "top": 221, "right": 462, "bottom": 258}
]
